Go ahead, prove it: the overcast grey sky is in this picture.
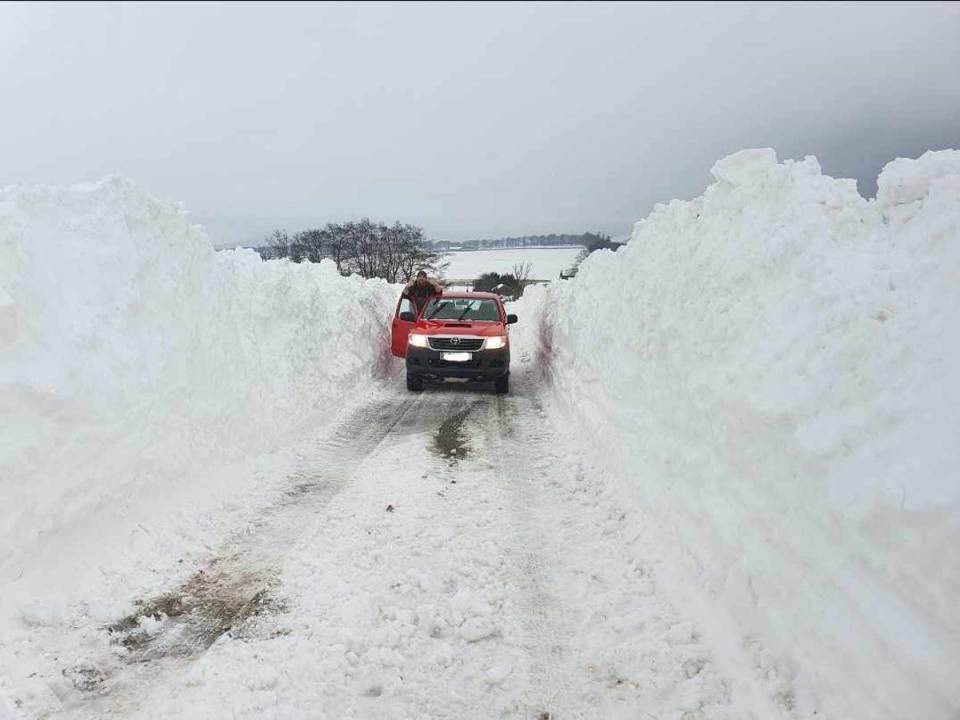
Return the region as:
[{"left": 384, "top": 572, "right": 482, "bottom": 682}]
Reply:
[{"left": 1, "top": 2, "right": 958, "bottom": 245}]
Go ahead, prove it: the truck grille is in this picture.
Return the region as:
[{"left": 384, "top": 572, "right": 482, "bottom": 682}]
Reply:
[{"left": 428, "top": 336, "right": 484, "bottom": 351}]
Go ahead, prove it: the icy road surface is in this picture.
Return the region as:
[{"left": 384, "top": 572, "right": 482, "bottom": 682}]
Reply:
[{"left": 35, "top": 374, "right": 753, "bottom": 720}]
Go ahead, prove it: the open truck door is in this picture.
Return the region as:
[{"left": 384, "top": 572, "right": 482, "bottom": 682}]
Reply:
[{"left": 391, "top": 296, "right": 417, "bottom": 358}]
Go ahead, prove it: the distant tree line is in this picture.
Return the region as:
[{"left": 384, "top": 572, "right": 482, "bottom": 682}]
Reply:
[
  {"left": 430, "top": 231, "right": 615, "bottom": 251},
  {"left": 258, "top": 219, "right": 447, "bottom": 283}
]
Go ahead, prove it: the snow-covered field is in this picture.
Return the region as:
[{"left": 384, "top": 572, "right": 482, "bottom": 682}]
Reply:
[
  {"left": 440, "top": 247, "right": 582, "bottom": 280},
  {"left": 1, "top": 149, "right": 958, "bottom": 719}
]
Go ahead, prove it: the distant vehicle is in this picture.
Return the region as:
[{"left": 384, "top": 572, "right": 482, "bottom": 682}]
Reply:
[
  {"left": 391, "top": 292, "right": 518, "bottom": 394},
  {"left": 560, "top": 266, "right": 578, "bottom": 279}
]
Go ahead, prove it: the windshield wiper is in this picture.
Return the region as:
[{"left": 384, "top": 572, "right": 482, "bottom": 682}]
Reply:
[{"left": 455, "top": 306, "right": 472, "bottom": 321}]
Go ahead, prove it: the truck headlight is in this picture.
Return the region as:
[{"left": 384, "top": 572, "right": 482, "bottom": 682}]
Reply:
[
  {"left": 408, "top": 333, "right": 429, "bottom": 348},
  {"left": 485, "top": 335, "right": 507, "bottom": 350}
]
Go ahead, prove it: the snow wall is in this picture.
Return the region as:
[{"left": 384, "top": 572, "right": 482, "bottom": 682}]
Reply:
[
  {"left": 0, "top": 177, "right": 397, "bottom": 563},
  {"left": 515, "top": 149, "right": 960, "bottom": 719}
]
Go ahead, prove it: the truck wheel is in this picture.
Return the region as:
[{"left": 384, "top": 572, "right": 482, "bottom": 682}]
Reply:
[
  {"left": 494, "top": 375, "right": 509, "bottom": 394},
  {"left": 406, "top": 373, "right": 423, "bottom": 392}
]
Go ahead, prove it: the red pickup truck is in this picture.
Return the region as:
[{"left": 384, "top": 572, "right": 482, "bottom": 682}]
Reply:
[{"left": 391, "top": 291, "right": 518, "bottom": 393}]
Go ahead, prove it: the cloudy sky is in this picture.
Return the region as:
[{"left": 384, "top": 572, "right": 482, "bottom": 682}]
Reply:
[{"left": 1, "top": 1, "right": 958, "bottom": 245}]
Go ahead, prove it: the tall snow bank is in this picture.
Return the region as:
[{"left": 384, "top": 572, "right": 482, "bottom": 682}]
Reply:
[
  {"left": 0, "top": 177, "right": 396, "bottom": 559},
  {"left": 518, "top": 149, "right": 960, "bottom": 718}
]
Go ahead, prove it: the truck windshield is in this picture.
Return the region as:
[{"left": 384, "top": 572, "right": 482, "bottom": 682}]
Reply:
[{"left": 424, "top": 298, "right": 501, "bottom": 322}]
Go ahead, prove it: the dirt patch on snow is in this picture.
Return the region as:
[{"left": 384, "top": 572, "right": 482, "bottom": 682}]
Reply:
[
  {"left": 432, "top": 401, "right": 482, "bottom": 462},
  {"left": 106, "top": 560, "right": 283, "bottom": 663}
]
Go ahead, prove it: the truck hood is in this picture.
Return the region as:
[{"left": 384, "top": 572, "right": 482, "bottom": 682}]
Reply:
[{"left": 413, "top": 320, "right": 505, "bottom": 337}]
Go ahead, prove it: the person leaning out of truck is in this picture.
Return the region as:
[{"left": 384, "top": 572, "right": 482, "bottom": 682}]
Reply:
[{"left": 402, "top": 270, "right": 443, "bottom": 316}]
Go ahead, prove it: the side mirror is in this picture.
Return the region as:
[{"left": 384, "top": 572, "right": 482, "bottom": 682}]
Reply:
[
  {"left": 506, "top": 314, "right": 518, "bottom": 324},
  {"left": 399, "top": 311, "right": 416, "bottom": 322}
]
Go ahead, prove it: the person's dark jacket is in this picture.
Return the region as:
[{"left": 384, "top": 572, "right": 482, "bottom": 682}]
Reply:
[{"left": 403, "top": 279, "right": 443, "bottom": 315}]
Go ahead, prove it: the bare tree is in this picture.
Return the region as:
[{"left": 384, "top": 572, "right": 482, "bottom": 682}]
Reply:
[
  {"left": 511, "top": 260, "right": 533, "bottom": 285},
  {"left": 510, "top": 260, "right": 534, "bottom": 298},
  {"left": 295, "top": 228, "right": 328, "bottom": 264},
  {"left": 288, "top": 241, "right": 305, "bottom": 263},
  {"left": 264, "top": 229, "right": 291, "bottom": 260}
]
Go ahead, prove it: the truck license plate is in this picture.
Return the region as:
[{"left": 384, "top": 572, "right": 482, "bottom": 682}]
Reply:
[{"left": 442, "top": 352, "right": 472, "bottom": 362}]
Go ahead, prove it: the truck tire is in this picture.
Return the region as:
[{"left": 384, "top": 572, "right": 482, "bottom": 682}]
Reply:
[
  {"left": 494, "top": 375, "right": 509, "bottom": 394},
  {"left": 406, "top": 373, "right": 423, "bottom": 392}
]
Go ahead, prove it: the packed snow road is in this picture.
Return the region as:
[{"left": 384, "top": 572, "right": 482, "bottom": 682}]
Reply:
[{"left": 32, "top": 371, "right": 746, "bottom": 720}]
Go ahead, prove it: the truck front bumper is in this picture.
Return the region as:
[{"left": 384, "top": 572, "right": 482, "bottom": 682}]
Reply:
[{"left": 405, "top": 346, "right": 510, "bottom": 382}]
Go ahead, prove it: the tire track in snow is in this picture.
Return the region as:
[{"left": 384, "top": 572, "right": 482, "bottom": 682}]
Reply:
[
  {"left": 485, "top": 391, "right": 592, "bottom": 720},
  {"left": 520, "top": 377, "right": 760, "bottom": 719},
  {"left": 481, "top": 374, "right": 751, "bottom": 720},
  {"left": 55, "top": 391, "right": 425, "bottom": 719}
]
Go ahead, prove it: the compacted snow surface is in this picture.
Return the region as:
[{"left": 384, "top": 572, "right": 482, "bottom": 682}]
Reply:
[
  {"left": 16, "top": 384, "right": 743, "bottom": 720},
  {"left": 1, "top": 150, "right": 958, "bottom": 719}
]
